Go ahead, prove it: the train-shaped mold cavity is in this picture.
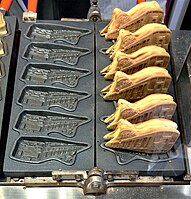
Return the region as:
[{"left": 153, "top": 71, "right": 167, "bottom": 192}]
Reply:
[
  {"left": 10, "top": 136, "right": 91, "bottom": 165},
  {"left": 23, "top": 42, "right": 91, "bottom": 65},
  {"left": 18, "top": 85, "right": 90, "bottom": 111},
  {"left": 14, "top": 110, "right": 90, "bottom": 137},
  {"left": 25, "top": 23, "right": 91, "bottom": 44},
  {"left": 21, "top": 63, "right": 91, "bottom": 87}
]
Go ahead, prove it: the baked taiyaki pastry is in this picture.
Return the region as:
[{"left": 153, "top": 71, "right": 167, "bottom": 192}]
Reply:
[
  {"left": 104, "top": 118, "right": 180, "bottom": 153},
  {"left": 100, "top": 1, "right": 163, "bottom": 40},
  {"left": 104, "top": 94, "right": 176, "bottom": 130},
  {"left": 101, "top": 67, "right": 171, "bottom": 101},
  {"left": 101, "top": 46, "right": 170, "bottom": 79},
  {"left": 0, "top": 40, "right": 4, "bottom": 55},
  {"left": 0, "top": 12, "right": 7, "bottom": 36},
  {"left": 106, "top": 23, "right": 171, "bottom": 59}
]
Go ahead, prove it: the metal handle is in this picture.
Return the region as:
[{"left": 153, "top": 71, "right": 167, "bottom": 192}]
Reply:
[{"left": 87, "top": 0, "right": 101, "bottom": 21}]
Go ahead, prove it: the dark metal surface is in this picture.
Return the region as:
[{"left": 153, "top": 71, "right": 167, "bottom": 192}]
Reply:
[
  {"left": 170, "top": 30, "right": 191, "bottom": 80},
  {"left": 175, "top": 47, "right": 191, "bottom": 150},
  {"left": 170, "top": 31, "right": 191, "bottom": 148},
  {"left": 3, "top": 20, "right": 95, "bottom": 177}
]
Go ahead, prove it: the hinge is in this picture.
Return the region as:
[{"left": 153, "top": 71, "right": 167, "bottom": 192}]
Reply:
[
  {"left": 21, "top": 167, "right": 171, "bottom": 195},
  {"left": 83, "top": 167, "right": 106, "bottom": 194},
  {"left": 51, "top": 168, "right": 139, "bottom": 195}
]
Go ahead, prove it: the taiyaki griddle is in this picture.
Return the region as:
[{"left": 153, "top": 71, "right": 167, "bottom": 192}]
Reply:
[
  {"left": 4, "top": 20, "right": 95, "bottom": 177},
  {"left": 100, "top": 1, "right": 163, "bottom": 40},
  {"left": 3, "top": 19, "right": 186, "bottom": 178},
  {"left": 101, "top": 67, "right": 171, "bottom": 101},
  {"left": 95, "top": 22, "right": 185, "bottom": 176},
  {"left": 106, "top": 23, "right": 171, "bottom": 59},
  {"left": 103, "top": 94, "right": 176, "bottom": 130},
  {"left": 101, "top": 45, "right": 170, "bottom": 79}
]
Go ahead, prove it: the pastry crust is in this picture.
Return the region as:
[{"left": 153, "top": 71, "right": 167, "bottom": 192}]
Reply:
[
  {"left": 0, "top": 40, "right": 4, "bottom": 56},
  {"left": 104, "top": 94, "right": 176, "bottom": 130},
  {"left": 100, "top": 1, "right": 163, "bottom": 40},
  {"left": 101, "top": 45, "right": 170, "bottom": 79},
  {"left": 101, "top": 67, "right": 171, "bottom": 101},
  {"left": 106, "top": 24, "right": 171, "bottom": 59},
  {"left": 104, "top": 118, "right": 180, "bottom": 153},
  {"left": 0, "top": 12, "right": 7, "bottom": 36}
]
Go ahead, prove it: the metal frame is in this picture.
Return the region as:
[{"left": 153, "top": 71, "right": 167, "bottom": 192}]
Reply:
[
  {"left": 1, "top": 2, "right": 191, "bottom": 198},
  {"left": 168, "top": 0, "right": 190, "bottom": 30},
  {"left": 0, "top": 185, "right": 191, "bottom": 199}
]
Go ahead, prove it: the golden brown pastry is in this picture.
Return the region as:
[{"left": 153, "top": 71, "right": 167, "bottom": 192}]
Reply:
[
  {"left": 104, "top": 118, "right": 180, "bottom": 153},
  {"left": 100, "top": 1, "right": 163, "bottom": 40},
  {"left": 101, "top": 67, "right": 171, "bottom": 101},
  {"left": 104, "top": 94, "right": 176, "bottom": 130},
  {"left": 101, "top": 46, "right": 170, "bottom": 79},
  {"left": 0, "top": 40, "right": 4, "bottom": 55},
  {"left": 106, "top": 24, "right": 171, "bottom": 59},
  {"left": 0, "top": 12, "right": 7, "bottom": 36}
]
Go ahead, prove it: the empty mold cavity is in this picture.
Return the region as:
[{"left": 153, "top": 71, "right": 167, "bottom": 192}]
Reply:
[
  {"left": 21, "top": 63, "right": 91, "bottom": 87},
  {"left": 11, "top": 136, "right": 90, "bottom": 165},
  {"left": 101, "top": 143, "right": 179, "bottom": 165},
  {"left": 18, "top": 86, "right": 90, "bottom": 111},
  {"left": 14, "top": 110, "right": 90, "bottom": 137},
  {"left": 23, "top": 42, "right": 91, "bottom": 65},
  {"left": 25, "top": 23, "right": 91, "bottom": 45},
  {"left": 99, "top": 48, "right": 108, "bottom": 55}
]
